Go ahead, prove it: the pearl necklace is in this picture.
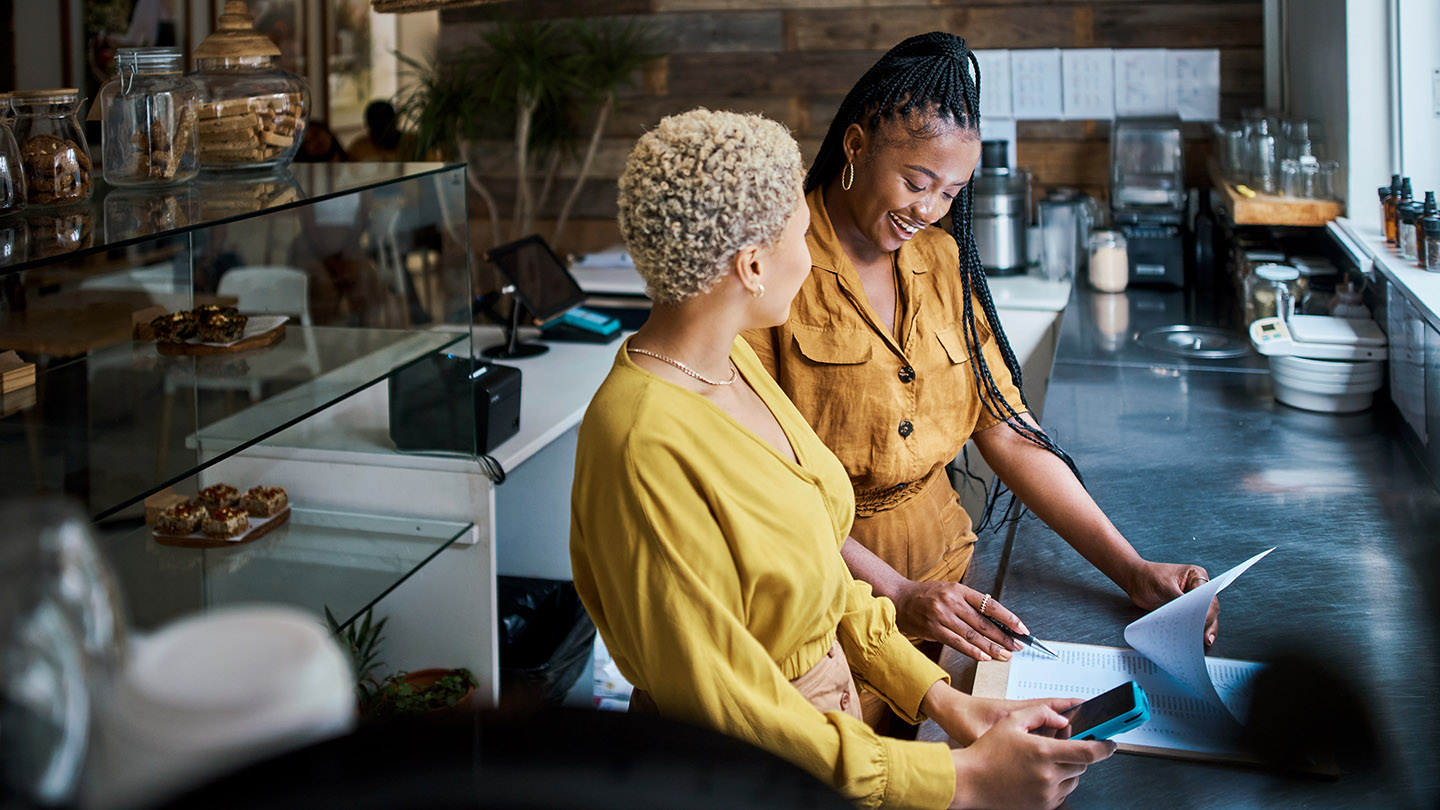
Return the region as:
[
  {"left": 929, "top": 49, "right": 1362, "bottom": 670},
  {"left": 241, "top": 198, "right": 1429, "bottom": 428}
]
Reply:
[{"left": 626, "top": 347, "right": 737, "bottom": 386}]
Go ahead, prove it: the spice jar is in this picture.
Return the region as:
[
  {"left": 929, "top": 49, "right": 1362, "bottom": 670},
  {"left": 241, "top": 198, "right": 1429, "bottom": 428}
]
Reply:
[
  {"left": 8, "top": 89, "right": 93, "bottom": 207},
  {"left": 1398, "top": 201, "right": 1422, "bottom": 262},
  {"left": 188, "top": 1, "right": 309, "bottom": 172},
  {"left": 1088, "top": 229, "right": 1129, "bottom": 293},
  {"left": 1244, "top": 263, "right": 1301, "bottom": 324},
  {"left": 100, "top": 48, "right": 200, "bottom": 187},
  {"left": 1, "top": 94, "right": 26, "bottom": 216},
  {"left": 1424, "top": 217, "right": 1440, "bottom": 273}
]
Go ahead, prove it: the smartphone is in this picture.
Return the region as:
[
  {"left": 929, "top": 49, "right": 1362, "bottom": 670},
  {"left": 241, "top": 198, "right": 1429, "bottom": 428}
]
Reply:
[{"left": 1052, "top": 681, "right": 1150, "bottom": 741}]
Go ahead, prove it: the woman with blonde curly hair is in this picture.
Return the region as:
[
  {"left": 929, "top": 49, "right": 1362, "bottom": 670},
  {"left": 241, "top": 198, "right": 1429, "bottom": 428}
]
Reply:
[{"left": 570, "top": 108, "right": 1113, "bottom": 810}]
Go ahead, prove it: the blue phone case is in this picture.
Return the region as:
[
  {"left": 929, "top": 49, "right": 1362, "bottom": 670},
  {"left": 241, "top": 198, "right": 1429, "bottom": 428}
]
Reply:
[{"left": 1066, "top": 681, "right": 1151, "bottom": 741}]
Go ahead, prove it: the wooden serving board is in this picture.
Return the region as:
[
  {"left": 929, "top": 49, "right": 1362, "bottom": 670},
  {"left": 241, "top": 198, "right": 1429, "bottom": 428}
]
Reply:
[
  {"left": 0, "top": 350, "right": 36, "bottom": 394},
  {"left": 156, "top": 317, "right": 287, "bottom": 356},
  {"left": 154, "top": 505, "right": 291, "bottom": 548}
]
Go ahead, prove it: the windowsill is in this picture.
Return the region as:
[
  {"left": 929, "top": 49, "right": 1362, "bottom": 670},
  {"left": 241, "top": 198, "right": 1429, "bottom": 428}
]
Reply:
[{"left": 1331, "top": 217, "right": 1440, "bottom": 330}]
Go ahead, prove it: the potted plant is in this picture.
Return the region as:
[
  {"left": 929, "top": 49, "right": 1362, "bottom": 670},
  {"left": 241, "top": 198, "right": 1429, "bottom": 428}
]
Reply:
[
  {"left": 371, "top": 667, "right": 478, "bottom": 717},
  {"left": 326, "top": 605, "right": 388, "bottom": 713},
  {"left": 394, "top": 18, "right": 656, "bottom": 250}
]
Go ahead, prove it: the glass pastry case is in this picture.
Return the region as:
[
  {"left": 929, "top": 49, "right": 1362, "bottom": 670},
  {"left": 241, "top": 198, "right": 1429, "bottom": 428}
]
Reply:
[{"left": 0, "top": 163, "right": 478, "bottom": 632}]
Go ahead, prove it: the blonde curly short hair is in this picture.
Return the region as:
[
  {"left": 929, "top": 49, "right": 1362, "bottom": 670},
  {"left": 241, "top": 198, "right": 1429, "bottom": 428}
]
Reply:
[{"left": 617, "top": 109, "right": 803, "bottom": 306}]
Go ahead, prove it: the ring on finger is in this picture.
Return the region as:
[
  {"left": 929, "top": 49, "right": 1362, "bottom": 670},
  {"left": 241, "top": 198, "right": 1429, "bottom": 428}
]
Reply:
[{"left": 979, "top": 593, "right": 992, "bottom": 617}]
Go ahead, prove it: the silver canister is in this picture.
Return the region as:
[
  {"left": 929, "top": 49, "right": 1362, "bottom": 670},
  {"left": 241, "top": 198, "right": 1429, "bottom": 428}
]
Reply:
[{"left": 972, "top": 140, "right": 1029, "bottom": 275}]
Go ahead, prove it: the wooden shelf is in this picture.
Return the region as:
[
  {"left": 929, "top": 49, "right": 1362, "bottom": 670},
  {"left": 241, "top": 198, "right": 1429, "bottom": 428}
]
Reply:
[{"left": 1209, "top": 159, "right": 1343, "bottom": 227}]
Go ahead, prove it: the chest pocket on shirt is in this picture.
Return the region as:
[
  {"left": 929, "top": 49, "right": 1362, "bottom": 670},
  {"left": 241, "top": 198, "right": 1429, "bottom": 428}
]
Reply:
[
  {"left": 792, "top": 326, "right": 872, "bottom": 365},
  {"left": 935, "top": 320, "right": 991, "bottom": 366}
]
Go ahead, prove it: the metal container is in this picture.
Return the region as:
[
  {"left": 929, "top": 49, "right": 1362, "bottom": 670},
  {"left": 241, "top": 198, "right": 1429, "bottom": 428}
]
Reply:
[{"left": 973, "top": 140, "right": 1029, "bottom": 275}]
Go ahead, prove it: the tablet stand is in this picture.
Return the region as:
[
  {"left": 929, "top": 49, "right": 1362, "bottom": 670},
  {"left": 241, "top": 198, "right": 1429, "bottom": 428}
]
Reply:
[{"left": 482, "top": 286, "right": 550, "bottom": 359}]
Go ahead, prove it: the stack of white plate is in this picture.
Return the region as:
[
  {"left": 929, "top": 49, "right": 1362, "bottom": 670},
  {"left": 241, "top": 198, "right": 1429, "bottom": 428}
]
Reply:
[{"left": 1268, "top": 354, "right": 1385, "bottom": 413}]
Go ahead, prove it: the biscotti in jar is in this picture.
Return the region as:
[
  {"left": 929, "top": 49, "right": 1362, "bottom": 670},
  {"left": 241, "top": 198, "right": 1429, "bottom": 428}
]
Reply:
[
  {"left": 100, "top": 48, "right": 200, "bottom": 187},
  {"left": 188, "top": 1, "right": 309, "bottom": 172}
]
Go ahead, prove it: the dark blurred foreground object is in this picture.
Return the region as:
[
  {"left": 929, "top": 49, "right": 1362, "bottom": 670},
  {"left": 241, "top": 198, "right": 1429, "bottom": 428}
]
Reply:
[
  {"left": 498, "top": 577, "right": 595, "bottom": 707},
  {"left": 154, "top": 706, "right": 854, "bottom": 810},
  {"left": 1242, "top": 652, "right": 1381, "bottom": 776}
]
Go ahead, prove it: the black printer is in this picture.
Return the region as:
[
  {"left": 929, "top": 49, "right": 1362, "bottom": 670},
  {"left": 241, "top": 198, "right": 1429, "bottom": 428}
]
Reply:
[{"left": 388, "top": 353, "right": 521, "bottom": 455}]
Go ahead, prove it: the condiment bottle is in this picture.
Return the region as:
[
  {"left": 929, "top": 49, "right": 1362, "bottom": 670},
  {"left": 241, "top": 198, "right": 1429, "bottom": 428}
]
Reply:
[
  {"left": 1417, "top": 191, "right": 1437, "bottom": 267},
  {"left": 1424, "top": 217, "right": 1440, "bottom": 273},
  {"left": 1399, "top": 201, "right": 1422, "bottom": 262},
  {"left": 1379, "top": 186, "right": 1393, "bottom": 240},
  {"left": 1087, "top": 229, "right": 1129, "bottom": 293},
  {"left": 1384, "top": 174, "right": 1403, "bottom": 244}
]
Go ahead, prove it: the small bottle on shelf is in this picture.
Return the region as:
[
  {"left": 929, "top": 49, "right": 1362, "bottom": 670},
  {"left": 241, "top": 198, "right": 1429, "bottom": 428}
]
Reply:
[
  {"left": 1398, "top": 201, "right": 1422, "bottom": 262},
  {"left": 1418, "top": 191, "right": 1438, "bottom": 267},
  {"left": 1424, "top": 217, "right": 1440, "bottom": 273},
  {"left": 1384, "top": 174, "right": 1402, "bottom": 244},
  {"left": 1379, "top": 186, "right": 1394, "bottom": 239}
]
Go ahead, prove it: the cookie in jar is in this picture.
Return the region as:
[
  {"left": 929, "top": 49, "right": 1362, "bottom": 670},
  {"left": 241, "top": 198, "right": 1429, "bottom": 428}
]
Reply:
[
  {"left": 100, "top": 48, "right": 201, "bottom": 187},
  {"left": 9, "top": 89, "right": 93, "bottom": 207}
]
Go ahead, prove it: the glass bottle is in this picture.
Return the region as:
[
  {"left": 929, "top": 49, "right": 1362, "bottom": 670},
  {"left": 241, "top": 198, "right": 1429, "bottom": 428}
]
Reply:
[
  {"left": 1417, "top": 191, "right": 1437, "bottom": 267},
  {"left": 1378, "top": 186, "right": 1392, "bottom": 234},
  {"left": 1384, "top": 174, "right": 1402, "bottom": 243},
  {"left": 188, "top": 1, "right": 310, "bottom": 173},
  {"left": 1, "top": 94, "right": 26, "bottom": 216},
  {"left": 1424, "top": 217, "right": 1440, "bottom": 273},
  {"left": 99, "top": 48, "right": 200, "bottom": 187},
  {"left": 1389, "top": 177, "right": 1414, "bottom": 248},
  {"left": 1251, "top": 118, "right": 1278, "bottom": 194},
  {"left": 8, "top": 89, "right": 93, "bottom": 207},
  {"left": 1398, "top": 201, "right": 1422, "bottom": 262},
  {"left": 1088, "top": 230, "right": 1129, "bottom": 293}
]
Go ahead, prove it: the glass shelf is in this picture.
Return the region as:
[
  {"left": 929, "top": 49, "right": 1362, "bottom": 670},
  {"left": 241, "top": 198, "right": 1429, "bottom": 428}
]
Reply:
[
  {"left": 0, "top": 163, "right": 465, "bottom": 274},
  {"left": 95, "top": 506, "right": 475, "bottom": 632},
  {"left": 0, "top": 326, "right": 465, "bottom": 520}
]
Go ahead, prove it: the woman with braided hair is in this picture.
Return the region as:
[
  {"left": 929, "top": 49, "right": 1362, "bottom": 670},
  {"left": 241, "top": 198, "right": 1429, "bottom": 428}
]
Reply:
[{"left": 743, "top": 32, "right": 1218, "bottom": 681}]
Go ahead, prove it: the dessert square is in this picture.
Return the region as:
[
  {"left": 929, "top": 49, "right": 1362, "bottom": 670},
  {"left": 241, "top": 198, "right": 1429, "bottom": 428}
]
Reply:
[
  {"left": 151, "top": 311, "right": 197, "bottom": 342},
  {"left": 202, "top": 507, "right": 250, "bottom": 539},
  {"left": 156, "top": 502, "right": 205, "bottom": 535},
  {"left": 242, "top": 485, "right": 288, "bottom": 517},
  {"left": 195, "top": 483, "right": 240, "bottom": 510}
]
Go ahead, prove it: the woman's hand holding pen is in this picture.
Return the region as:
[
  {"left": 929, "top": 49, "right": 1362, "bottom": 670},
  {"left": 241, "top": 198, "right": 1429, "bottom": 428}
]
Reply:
[
  {"left": 1125, "top": 561, "right": 1220, "bottom": 646},
  {"left": 948, "top": 702, "right": 1116, "bottom": 810},
  {"left": 892, "top": 580, "right": 1026, "bottom": 661}
]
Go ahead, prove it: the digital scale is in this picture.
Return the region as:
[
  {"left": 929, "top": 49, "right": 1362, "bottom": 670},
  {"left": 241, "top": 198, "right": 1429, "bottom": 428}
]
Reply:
[
  {"left": 1249, "top": 314, "right": 1388, "bottom": 413},
  {"left": 1249, "top": 314, "right": 1388, "bottom": 361}
]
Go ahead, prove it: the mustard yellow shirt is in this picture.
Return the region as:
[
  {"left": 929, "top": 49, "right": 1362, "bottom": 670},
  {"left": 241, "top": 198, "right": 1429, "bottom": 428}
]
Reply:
[
  {"left": 743, "top": 186, "right": 1027, "bottom": 502},
  {"left": 570, "top": 337, "right": 956, "bottom": 810}
]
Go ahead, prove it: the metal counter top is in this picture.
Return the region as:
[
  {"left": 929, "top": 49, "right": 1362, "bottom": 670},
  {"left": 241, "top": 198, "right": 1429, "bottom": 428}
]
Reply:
[{"left": 934, "top": 286, "right": 1440, "bottom": 809}]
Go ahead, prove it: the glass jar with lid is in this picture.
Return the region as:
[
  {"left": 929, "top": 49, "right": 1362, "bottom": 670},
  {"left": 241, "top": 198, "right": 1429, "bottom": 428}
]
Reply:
[
  {"left": 8, "top": 89, "right": 93, "bottom": 207},
  {"left": 99, "top": 48, "right": 201, "bottom": 187},
  {"left": 1, "top": 93, "right": 27, "bottom": 216},
  {"left": 1244, "top": 263, "right": 1302, "bottom": 324},
  {"left": 188, "top": 1, "right": 309, "bottom": 172},
  {"left": 1088, "top": 229, "right": 1129, "bottom": 292}
]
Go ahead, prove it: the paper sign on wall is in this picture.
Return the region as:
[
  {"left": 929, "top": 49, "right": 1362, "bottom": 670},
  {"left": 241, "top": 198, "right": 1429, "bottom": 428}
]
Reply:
[
  {"left": 1114, "top": 49, "right": 1169, "bottom": 115},
  {"left": 973, "top": 50, "right": 1013, "bottom": 119},
  {"left": 1168, "top": 49, "right": 1221, "bottom": 121},
  {"left": 1062, "top": 49, "right": 1115, "bottom": 120},
  {"left": 1011, "top": 49, "right": 1063, "bottom": 120}
]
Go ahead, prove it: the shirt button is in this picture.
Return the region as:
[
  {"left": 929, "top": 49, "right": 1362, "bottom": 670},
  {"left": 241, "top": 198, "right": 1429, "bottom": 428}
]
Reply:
[
  {"left": 840, "top": 691, "right": 851, "bottom": 710},
  {"left": 898, "top": 365, "right": 915, "bottom": 383},
  {"left": 898, "top": 419, "right": 914, "bottom": 438}
]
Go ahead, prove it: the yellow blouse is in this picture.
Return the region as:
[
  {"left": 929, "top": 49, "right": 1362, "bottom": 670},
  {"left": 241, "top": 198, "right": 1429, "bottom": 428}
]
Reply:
[{"left": 570, "top": 337, "right": 956, "bottom": 810}]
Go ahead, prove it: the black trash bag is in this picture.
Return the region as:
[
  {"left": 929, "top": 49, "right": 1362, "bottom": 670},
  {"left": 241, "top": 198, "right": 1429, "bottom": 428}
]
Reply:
[{"left": 498, "top": 577, "right": 596, "bottom": 707}]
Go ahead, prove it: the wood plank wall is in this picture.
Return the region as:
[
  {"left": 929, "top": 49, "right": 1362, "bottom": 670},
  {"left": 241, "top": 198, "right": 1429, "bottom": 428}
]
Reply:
[{"left": 440, "top": 0, "right": 1263, "bottom": 258}]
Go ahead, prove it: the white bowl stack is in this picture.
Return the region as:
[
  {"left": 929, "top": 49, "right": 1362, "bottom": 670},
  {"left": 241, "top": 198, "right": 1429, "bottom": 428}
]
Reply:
[{"left": 1268, "top": 354, "right": 1386, "bottom": 413}]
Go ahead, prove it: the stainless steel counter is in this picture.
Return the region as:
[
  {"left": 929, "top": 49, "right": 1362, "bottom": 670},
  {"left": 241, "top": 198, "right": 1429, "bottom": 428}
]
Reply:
[{"left": 932, "top": 285, "right": 1440, "bottom": 809}]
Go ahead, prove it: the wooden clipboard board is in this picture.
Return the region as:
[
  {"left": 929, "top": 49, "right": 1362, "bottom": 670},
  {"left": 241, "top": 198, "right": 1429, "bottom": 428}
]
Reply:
[{"left": 973, "top": 648, "right": 1339, "bottom": 776}]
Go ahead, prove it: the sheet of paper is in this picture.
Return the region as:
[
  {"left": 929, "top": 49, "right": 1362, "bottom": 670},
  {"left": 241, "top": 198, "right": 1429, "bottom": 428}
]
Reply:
[
  {"left": 1124, "top": 547, "right": 1275, "bottom": 719},
  {"left": 1168, "top": 49, "right": 1221, "bottom": 121},
  {"left": 1003, "top": 642, "right": 1265, "bottom": 756},
  {"left": 1010, "top": 49, "right": 1063, "bottom": 119},
  {"left": 1061, "top": 49, "right": 1115, "bottom": 120},
  {"left": 1114, "top": 49, "right": 1170, "bottom": 115},
  {"left": 973, "top": 50, "right": 1013, "bottom": 119}
]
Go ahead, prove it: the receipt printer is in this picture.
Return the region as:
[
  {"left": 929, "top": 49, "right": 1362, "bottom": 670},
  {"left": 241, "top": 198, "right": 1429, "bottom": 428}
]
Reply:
[{"left": 388, "top": 353, "right": 521, "bottom": 454}]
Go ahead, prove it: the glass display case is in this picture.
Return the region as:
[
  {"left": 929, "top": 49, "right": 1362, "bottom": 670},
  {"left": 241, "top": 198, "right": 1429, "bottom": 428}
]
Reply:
[{"left": 0, "top": 163, "right": 476, "bottom": 632}]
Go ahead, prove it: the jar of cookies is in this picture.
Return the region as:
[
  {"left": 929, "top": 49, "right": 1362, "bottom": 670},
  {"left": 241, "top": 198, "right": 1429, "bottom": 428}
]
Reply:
[
  {"left": 8, "top": 89, "right": 93, "bottom": 207},
  {"left": 99, "top": 48, "right": 200, "bottom": 187},
  {"left": 188, "top": 1, "right": 309, "bottom": 173},
  {"left": 1, "top": 94, "right": 26, "bottom": 216}
]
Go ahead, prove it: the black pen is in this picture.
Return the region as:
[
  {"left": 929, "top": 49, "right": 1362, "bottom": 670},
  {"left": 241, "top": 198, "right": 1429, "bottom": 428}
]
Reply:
[{"left": 984, "top": 615, "right": 1059, "bottom": 658}]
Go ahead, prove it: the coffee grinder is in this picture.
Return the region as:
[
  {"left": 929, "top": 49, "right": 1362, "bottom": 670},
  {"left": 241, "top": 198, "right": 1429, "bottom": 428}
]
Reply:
[{"left": 1110, "top": 116, "right": 1186, "bottom": 287}]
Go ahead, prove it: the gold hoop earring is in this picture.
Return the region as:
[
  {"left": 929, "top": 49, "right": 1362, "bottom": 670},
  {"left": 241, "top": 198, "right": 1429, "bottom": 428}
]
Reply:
[
  {"left": 751, "top": 283, "right": 765, "bottom": 299},
  {"left": 841, "top": 162, "right": 854, "bottom": 191}
]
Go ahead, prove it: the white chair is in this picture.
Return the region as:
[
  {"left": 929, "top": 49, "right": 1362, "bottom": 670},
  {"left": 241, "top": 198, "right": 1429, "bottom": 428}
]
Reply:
[{"left": 217, "top": 266, "right": 313, "bottom": 326}]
